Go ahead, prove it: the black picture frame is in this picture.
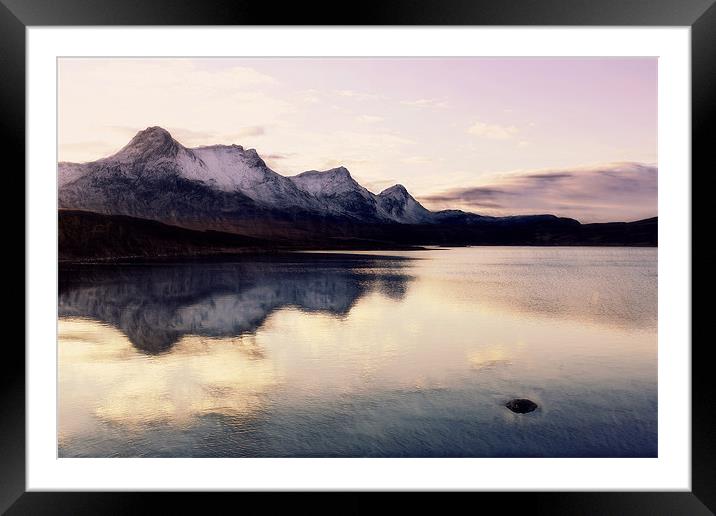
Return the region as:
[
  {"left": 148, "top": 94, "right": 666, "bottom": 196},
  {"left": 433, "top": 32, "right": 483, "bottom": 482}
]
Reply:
[{"left": 5, "top": 0, "right": 714, "bottom": 513}]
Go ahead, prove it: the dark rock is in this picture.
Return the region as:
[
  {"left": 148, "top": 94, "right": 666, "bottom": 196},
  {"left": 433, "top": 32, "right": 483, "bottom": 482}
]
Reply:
[{"left": 505, "top": 398, "right": 538, "bottom": 414}]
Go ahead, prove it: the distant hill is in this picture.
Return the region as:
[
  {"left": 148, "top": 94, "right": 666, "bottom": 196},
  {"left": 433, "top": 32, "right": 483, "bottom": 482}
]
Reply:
[
  {"left": 554, "top": 217, "right": 658, "bottom": 246},
  {"left": 58, "top": 210, "right": 428, "bottom": 261},
  {"left": 58, "top": 210, "right": 270, "bottom": 261},
  {"left": 59, "top": 209, "right": 657, "bottom": 262}
]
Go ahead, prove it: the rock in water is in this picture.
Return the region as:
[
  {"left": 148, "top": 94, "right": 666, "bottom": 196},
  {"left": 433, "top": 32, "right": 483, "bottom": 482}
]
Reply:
[{"left": 505, "top": 398, "right": 538, "bottom": 414}]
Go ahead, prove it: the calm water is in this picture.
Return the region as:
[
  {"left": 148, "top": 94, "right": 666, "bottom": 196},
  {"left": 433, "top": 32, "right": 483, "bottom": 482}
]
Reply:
[{"left": 58, "top": 247, "right": 657, "bottom": 457}]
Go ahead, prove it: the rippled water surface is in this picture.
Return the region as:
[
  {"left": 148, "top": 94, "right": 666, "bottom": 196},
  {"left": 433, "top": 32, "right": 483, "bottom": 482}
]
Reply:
[{"left": 58, "top": 247, "right": 657, "bottom": 457}]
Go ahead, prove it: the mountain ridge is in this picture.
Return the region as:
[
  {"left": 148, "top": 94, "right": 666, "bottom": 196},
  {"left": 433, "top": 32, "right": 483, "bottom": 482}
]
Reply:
[
  {"left": 58, "top": 126, "right": 510, "bottom": 225},
  {"left": 57, "top": 126, "right": 657, "bottom": 249}
]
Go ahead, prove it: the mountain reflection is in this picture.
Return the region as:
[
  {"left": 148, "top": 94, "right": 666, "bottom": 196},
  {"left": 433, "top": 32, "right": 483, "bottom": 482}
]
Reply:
[{"left": 58, "top": 254, "right": 415, "bottom": 354}]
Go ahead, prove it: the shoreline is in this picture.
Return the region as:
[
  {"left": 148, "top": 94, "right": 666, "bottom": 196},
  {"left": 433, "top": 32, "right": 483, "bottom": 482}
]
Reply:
[{"left": 58, "top": 242, "right": 657, "bottom": 266}]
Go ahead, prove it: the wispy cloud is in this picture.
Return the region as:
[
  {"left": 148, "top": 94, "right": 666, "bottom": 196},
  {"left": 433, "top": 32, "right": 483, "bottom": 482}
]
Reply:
[
  {"left": 300, "top": 89, "right": 321, "bottom": 104},
  {"left": 261, "top": 151, "right": 298, "bottom": 171},
  {"left": 467, "top": 121, "right": 519, "bottom": 140},
  {"left": 233, "top": 126, "right": 266, "bottom": 138},
  {"left": 401, "top": 156, "right": 433, "bottom": 165},
  {"left": 262, "top": 152, "right": 293, "bottom": 161},
  {"left": 356, "top": 115, "right": 385, "bottom": 124},
  {"left": 336, "top": 89, "right": 384, "bottom": 101},
  {"left": 400, "top": 98, "right": 448, "bottom": 108},
  {"left": 420, "top": 162, "right": 657, "bottom": 223}
]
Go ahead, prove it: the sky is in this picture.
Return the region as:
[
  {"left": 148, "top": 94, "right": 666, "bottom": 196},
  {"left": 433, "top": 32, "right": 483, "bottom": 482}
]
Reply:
[{"left": 58, "top": 57, "right": 657, "bottom": 222}]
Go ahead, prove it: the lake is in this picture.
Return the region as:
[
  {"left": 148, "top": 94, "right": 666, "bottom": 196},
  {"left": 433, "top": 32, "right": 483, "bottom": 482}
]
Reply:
[{"left": 58, "top": 247, "right": 657, "bottom": 457}]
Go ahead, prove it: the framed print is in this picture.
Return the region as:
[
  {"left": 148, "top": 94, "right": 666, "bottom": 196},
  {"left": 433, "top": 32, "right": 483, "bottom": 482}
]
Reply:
[{"left": 7, "top": 0, "right": 714, "bottom": 513}]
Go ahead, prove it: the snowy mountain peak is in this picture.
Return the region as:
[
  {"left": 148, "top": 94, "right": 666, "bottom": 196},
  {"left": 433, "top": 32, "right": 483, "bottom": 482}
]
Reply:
[
  {"left": 192, "top": 144, "right": 266, "bottom": 168},
  {"left": 128, "top": 126, "right": 175, "bottom": 146},
  {"left": 379, "top": 184, "right": 409, "bottom": 198},
  {"left": 376, "top": 183, "right": 432, "bottom": 224},
  {"left": 289, "top": 166, "right": 360, "bottom": 196},
  {"left": 113, "top": 126, "right": 181, "bottom": 162},
  {"left": 197, "top": 143, "right": 245, "bottom": 151},
  {"left": 329, "top": 166, "right": 351, "bottom": 177},
  {"left": 243, "top": 148, "right": 266, "bottom": 167},
  {"left": 321, "top": 166, "right": 356, "bottom": 184},
  {"left": 139, "top": 125, "right": 172, "bottom": 137}
]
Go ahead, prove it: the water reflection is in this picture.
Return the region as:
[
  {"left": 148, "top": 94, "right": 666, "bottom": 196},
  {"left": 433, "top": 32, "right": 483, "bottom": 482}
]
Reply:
[
  {"left": 328, "top": 247, "right": 658, "bottom": 330},
  {"left": 59, "top": 321, "right": 276, "bottom": 436},
  {"left": 58, "top": 248, "right": 657, "bottom": 458},
  {"left": 59, "top": 254, "right": 414, "bottom": 353}
]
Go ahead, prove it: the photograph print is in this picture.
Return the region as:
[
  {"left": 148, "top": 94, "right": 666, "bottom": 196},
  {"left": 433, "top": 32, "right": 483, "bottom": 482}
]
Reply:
[{"left": 57, "top": 57, "right": 657, "bottom": 458}]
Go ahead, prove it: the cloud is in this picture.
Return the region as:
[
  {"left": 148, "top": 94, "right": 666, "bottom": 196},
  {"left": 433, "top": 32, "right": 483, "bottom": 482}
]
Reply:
[
  {"left": 233, "top": 126, "right": 266, "bottom": 138},
  {"left": 262, "top": 152, "right": 293, "bottom": 161},
  {"left": 467, "top": 121, "right": 518, "bottom": 140},
  {"left": 300, "top": 89, "right": 321, "bottom": 104},
  {"left": 336, "top": 89, "right": 384, "bottom": 101},
  {"left": 58, "top": 59, "right": 291, "bottom": 161},
  {"left": 356, "top": 115, "right": 385, "bottom": 124},
  {"left": 261, "top": 151, "right": 298, "bottom": 172},
  {"left": 420, "top": 162, "right": 657, "bottom": 223},
  {"left": 401, "top": 156, "right": 432, "bottom": 165},
  {"left": 400, "top": 98, "right": 448, "bottom": 108}
]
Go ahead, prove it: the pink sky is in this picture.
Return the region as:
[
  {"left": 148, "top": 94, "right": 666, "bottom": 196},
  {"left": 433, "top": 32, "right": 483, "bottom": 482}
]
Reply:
[{"left": 59, "top": 58, "right": 657, "bottom": 222}]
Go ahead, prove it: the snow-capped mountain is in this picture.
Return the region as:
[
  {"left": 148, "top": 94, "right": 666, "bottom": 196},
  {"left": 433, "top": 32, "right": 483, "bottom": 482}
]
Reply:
[
  {"left": 288, "top": 167, "right": 433, "bottom": 224},
  {"left": 289, "top": 166, "right": 381, "bottom": 222},
  {"left": 59, "top": 127, "right": 321, "bottom": 213},
  {"left": 377, "top": 184, "right": 432, "bottom": 224},
  {"left": 56, "top": 127, "right": 656, "bottom": 252},
  {"left": 58, "top": 126, "right": 437, "bottom": 226}
]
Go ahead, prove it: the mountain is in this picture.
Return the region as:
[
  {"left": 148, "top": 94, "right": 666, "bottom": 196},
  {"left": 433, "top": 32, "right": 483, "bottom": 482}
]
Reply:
[
  {"left": 58, "top": 126, "right": 657, "bottom": 251},
  {"left": 287, "top": 167, "right": 432, "bottom": 223},
  {"left": 377, "top": 184, "right": 432, "bottom": 224},
  {"left": 57, "top": 126, "right": 487, "bottom": 228},
  {"left": 289, "top": 166, "right": 381, "bottom": 221},
  {"left": 59, "top": 126, "right": 320, "bottom": 215},
  {"left": 59, "top": 127, "right": 438, "bottom": 227}
]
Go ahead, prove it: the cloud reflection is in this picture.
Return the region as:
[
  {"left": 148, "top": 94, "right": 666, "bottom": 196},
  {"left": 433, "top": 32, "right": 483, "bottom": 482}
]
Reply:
[{"left": 59, "top": 320, "right": 278, "bottom": 435}]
